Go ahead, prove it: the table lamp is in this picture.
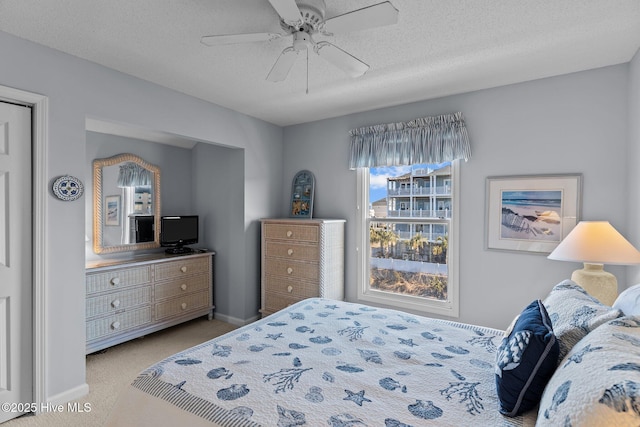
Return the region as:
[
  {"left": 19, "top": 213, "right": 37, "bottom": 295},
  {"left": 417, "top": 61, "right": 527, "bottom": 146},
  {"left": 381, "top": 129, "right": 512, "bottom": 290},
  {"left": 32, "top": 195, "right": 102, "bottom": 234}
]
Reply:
[{"left": 547, "top": 221, "right": 640, "bottom": 305}]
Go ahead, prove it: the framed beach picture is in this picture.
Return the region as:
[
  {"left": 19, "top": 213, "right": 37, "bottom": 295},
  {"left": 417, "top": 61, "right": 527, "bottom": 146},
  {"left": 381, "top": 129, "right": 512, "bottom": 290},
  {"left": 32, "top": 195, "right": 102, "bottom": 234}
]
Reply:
[
  {"left": 105, "top": 195, "right": 121, "bottom": 226},
  {"left": 486, "top": 174, "right": 582, "bottom": 254}
]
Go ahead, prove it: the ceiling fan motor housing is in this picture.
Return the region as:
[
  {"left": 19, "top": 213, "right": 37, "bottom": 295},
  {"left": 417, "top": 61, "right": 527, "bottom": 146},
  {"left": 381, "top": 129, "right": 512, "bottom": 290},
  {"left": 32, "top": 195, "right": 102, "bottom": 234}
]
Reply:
[{"left": 295, "top": 0, "right": 326, "bottom": 30}]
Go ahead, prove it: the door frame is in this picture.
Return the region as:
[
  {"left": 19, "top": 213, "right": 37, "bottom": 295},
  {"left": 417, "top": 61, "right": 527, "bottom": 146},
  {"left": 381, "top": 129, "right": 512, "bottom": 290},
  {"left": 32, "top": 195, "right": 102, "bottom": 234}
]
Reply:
[{"left": 0, "top": 85, "right": 48, "bottom": 411}]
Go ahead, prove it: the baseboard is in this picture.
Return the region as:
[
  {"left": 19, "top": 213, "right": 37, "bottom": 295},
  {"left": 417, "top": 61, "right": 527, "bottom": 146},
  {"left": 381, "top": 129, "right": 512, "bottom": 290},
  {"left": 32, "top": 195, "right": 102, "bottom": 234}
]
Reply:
[
  {"left": 47, "top": 382, "right": 89, "bottom": 407},
  {"left": 214, "top": 312, "right": 260, "bottom": 327}
]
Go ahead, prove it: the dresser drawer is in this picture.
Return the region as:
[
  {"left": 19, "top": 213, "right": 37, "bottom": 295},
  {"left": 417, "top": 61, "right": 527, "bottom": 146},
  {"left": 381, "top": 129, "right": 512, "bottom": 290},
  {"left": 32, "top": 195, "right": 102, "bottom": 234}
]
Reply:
[
  {"left": 86, "top": 266, "right": 151, "bottom": 295},
  {"left": 155, "top": 290, "right": 209, "bottom": 320},
  {"left": 261, "top": 219, "right": 344, "bottom": 317},
  {"left": 154, "top": 257, "right": 210, "bottom": 280},
  {"left": 86, "top": 306, "right": 152, "bottom": 341},
  {"left": 86, "top": 286, "right": 152, "bottom": 319},
  {"left": 264, "top": 292, "right": 305, "bottom": 313},
  {"left": 86, "top": 252, "right": 215, "bottom": 354},
  {"left": 264, "top": 258, "right": 318, "bottom": 281},
  {"left": 264, "top": 276, "right": 319, "bottom": 299},
  {"left": 265, "top": 241, "right": 319, "bottom": 261},
  {"left": 264, "top": 223, "right": 318, "bottom": 243},
  {"left": 154, "top": 273, "right": 210, "bottom": 301}
]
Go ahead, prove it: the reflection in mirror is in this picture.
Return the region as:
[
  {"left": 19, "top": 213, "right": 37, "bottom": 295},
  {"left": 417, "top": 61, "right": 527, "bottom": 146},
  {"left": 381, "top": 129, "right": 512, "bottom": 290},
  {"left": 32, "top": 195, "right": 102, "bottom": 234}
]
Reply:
[{"left": 93, "top": 153, "right": 161, "bottom": 254}]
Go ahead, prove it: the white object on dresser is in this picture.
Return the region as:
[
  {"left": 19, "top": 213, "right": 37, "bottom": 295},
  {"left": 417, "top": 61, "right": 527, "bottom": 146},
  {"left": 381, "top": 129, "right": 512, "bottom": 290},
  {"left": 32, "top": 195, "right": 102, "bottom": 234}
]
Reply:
[
  {"left": 260, "top": 218, "right": 345, "bottom": 317},
  {"left": 85, "top": 251, "right": 214, "bottom": 354}
]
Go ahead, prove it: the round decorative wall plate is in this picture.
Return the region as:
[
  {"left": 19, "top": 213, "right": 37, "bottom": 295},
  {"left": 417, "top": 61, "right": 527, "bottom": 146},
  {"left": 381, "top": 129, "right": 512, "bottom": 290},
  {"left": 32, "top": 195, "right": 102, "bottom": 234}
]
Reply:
[{"left": 52, "top": 175, "right": 84, "bottom": 201}]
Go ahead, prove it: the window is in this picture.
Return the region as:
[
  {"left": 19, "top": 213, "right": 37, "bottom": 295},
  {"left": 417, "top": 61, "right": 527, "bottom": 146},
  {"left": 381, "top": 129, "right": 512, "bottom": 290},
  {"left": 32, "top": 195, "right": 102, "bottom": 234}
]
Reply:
[
  {"left": 356, "top": 161, "right": 459, "bottom": 317},
  {"left": 349, "top": 111, "right": 469, "bottom": 317}
]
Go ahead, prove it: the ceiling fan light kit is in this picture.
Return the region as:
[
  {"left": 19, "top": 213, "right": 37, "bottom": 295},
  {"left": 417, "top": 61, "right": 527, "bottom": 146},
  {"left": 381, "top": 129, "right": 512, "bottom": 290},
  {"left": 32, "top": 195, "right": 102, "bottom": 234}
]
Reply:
[{"left": 201, "top": 0, "right": 398, "bottom": 83}]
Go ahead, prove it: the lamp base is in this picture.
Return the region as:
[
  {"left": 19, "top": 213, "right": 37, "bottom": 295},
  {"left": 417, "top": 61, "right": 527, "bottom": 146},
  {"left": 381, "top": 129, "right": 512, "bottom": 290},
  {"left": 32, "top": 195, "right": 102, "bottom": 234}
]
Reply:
[{"left": 570, "top": 263, "right": 618, "bottom": 305}]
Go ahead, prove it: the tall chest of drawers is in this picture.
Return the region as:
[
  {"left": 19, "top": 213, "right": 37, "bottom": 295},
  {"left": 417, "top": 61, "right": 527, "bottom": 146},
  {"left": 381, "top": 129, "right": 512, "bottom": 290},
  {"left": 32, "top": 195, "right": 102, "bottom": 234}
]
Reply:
[
  {"left": 260, "top": 219, "right": 345, "bottom": 317},
  {"left": 85, "top": 251, "right": 214, "bottom": 354}
]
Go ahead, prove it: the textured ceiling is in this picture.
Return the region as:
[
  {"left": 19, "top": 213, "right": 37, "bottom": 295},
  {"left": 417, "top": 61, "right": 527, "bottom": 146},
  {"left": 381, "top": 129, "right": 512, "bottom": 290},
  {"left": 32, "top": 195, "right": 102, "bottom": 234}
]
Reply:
[{"left": 1, "top": 0, "right": 640, "bottom": 126}]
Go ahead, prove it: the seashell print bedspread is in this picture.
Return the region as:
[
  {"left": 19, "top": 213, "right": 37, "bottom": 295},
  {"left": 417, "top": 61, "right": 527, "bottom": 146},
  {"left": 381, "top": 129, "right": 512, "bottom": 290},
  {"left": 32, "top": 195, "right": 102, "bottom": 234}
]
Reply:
[{"left": 131, "top": 298, "right": 537, "bottom": 426}]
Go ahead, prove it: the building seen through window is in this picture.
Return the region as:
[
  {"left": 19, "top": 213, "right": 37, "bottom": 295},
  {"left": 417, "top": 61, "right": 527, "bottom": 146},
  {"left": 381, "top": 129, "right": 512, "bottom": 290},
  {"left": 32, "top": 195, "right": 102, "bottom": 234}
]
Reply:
[{"left": 367, "top": 162, "right": 452, "bottom": 302}]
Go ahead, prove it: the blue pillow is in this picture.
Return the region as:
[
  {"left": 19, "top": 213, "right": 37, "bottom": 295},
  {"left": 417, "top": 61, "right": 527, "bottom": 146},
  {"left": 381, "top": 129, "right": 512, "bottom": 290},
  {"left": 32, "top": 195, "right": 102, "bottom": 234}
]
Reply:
[{"left": 495, "top": 299, "right": 559, "bottom": 416}]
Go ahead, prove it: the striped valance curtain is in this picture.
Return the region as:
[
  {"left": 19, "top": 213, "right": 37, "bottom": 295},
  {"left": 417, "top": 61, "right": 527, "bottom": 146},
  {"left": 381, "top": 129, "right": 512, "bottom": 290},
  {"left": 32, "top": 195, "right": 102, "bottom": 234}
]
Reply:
[
  {"left": 348, "top": 111, "right": 471, "bottom": 169},
  {"left": 117, "top": 162, "right": 152, "bottom": 188}
]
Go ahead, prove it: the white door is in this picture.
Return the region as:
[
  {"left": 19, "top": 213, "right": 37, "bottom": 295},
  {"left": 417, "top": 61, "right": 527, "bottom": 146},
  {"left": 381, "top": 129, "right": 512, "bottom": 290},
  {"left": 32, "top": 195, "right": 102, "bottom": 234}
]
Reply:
[{"left": 0, "top": 101, "right": 33, "bottom": 423}]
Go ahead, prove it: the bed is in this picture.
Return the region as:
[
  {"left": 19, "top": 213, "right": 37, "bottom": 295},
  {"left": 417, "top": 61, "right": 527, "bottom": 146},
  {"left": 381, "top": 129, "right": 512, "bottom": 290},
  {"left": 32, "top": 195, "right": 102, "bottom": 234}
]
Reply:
[{"left": 106, "top": 281, "right": 640, "bottom": 426}]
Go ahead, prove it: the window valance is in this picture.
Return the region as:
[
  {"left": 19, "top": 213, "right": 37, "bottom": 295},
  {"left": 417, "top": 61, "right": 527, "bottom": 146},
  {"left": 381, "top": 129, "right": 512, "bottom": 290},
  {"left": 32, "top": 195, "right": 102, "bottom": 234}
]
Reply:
[
  {"left": 117, "top": 162, "right": 152, "bottom": 188},
  {"left": 348, "top": 111, "right": 471, "bottom": 169}
]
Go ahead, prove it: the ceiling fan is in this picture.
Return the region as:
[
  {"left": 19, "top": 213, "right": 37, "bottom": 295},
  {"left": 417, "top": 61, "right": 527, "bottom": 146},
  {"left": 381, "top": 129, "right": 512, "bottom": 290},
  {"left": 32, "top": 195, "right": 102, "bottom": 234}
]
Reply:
[{"left": 201, "top": 0, "right": 398, "bottom": 82}]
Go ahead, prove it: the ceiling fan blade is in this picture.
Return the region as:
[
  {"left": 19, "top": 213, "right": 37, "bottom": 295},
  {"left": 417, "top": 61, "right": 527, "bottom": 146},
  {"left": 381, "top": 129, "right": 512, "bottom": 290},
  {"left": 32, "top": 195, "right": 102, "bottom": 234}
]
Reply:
[
  {"left": 315, "top": 42, "right": 369, "bottom": 78},
  {"left": 200, "top": 32, "right": 282, "bottom": 46},
  {"left": 322, "top": 1, "right": 399, "bottom": 35},
  {"left": 266, "top": 47, "right": 299, "bottom": 82},
  {"left": 268, "top": 0, "right": 302, "bottom": 26}
]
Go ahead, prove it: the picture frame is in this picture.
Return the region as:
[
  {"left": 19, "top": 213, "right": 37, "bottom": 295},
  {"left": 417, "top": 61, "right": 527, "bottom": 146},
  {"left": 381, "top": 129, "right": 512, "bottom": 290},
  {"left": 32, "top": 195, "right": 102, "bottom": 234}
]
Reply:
[
  {"left": 486, "top": 174, "right": 582, "bottom": 254},
  {"left": 105, "top": 195, "right": 121, "bottom": 226},
  {"left": 289, "top": 170, "right": 314, "bottom": 218}
]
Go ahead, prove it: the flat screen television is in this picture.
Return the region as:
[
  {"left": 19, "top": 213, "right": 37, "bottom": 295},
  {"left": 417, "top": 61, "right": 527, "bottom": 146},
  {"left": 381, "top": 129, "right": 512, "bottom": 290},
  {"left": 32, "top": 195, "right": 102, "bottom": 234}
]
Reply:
[{"left": 160, "top": 215, "right": 198, "bottom": 254}]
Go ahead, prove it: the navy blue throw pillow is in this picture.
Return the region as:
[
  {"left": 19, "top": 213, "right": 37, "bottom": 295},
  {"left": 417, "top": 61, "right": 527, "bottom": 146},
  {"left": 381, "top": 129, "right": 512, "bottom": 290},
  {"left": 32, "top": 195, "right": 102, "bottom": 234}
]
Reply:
[{"left": 495, "top": 299, "right": 559, "bottom": 417}]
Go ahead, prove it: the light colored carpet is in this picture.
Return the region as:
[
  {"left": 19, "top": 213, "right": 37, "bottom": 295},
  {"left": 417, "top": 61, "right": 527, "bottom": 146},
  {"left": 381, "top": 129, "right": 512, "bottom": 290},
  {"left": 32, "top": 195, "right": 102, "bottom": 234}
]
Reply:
[{"left": 6, "top": 317, "right": 237, "bottom": 427}]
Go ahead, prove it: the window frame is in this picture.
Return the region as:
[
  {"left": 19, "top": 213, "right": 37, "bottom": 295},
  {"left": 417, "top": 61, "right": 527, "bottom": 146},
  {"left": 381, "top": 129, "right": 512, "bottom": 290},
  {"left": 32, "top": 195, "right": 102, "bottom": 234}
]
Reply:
[{"left": 355, "top": 161, "right": 460, "bottom": 318}]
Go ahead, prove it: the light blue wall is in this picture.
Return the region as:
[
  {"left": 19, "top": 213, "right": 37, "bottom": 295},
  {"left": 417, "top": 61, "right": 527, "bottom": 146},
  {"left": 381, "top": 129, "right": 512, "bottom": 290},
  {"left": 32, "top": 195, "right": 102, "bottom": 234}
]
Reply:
[
  {"left": 282, "top": 64, "right": 631, "bottom": 330},
  {"left": 0, "top": 30, "right": 282, "bottom": 401},
  {"left": 191, "top": 143, "right": 253, "bottom": 324},
  {"left": 84, "top": 133, "right": 247, "bottom": 309},
  {"left": 627, "top": 50, "right": 640, "bottom": 284},
  {"left": 84, "top": 132, "right": 193, "bottom": 262}
]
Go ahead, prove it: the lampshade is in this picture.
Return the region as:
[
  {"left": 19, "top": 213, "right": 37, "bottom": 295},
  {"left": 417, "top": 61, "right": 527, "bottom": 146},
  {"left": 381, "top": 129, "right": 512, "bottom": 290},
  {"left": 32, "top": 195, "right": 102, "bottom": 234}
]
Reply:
[
  {"left": 548, "top": 221, "right": 640, "bottom": 264},
  {"left": 548, "top": 221, "right": 640, "bottom": 305}
]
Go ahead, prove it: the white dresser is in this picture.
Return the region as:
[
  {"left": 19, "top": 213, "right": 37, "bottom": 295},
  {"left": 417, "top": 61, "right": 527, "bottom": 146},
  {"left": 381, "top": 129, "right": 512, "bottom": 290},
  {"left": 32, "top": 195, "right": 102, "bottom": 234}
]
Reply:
[
  {"left": 260, "top": 219, "right": 345, "bottom": 317},
  {"left": 85, "top": 251, "right": 214, "bottom": 354}
]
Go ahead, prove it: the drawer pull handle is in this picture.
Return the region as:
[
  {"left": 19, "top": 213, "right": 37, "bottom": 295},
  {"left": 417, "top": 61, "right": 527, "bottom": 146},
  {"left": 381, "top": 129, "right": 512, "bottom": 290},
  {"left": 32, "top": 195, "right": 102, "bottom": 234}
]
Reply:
[
  {"left": 287, "top": 267, "right": 293, "bottom": 275},
  {"left": 111, "top": 321, "right": 121, "bottom": 330},
  {"left": 287, "top": 249, "right": 294, "bottom": 256},
  {"left": 181, "top": 302, "right": 187, "bottom": 310},
  {"left": 286, "top": 230, "right": 293, "bottom": 237},
  {"left": 181, "top": 284, "right": 188, "bottom": 291},
  {"left": 111, "top": 299, "right": 121, "bottom": 308},
  {"left": 287, "top": 285, "right": 293, "bottom": 293},
  {"left": 180, "top": 266, "right": 188, "bottom": 273},
  {"left": 110, "top": 277, "right": 120, "bottom": 286}
]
